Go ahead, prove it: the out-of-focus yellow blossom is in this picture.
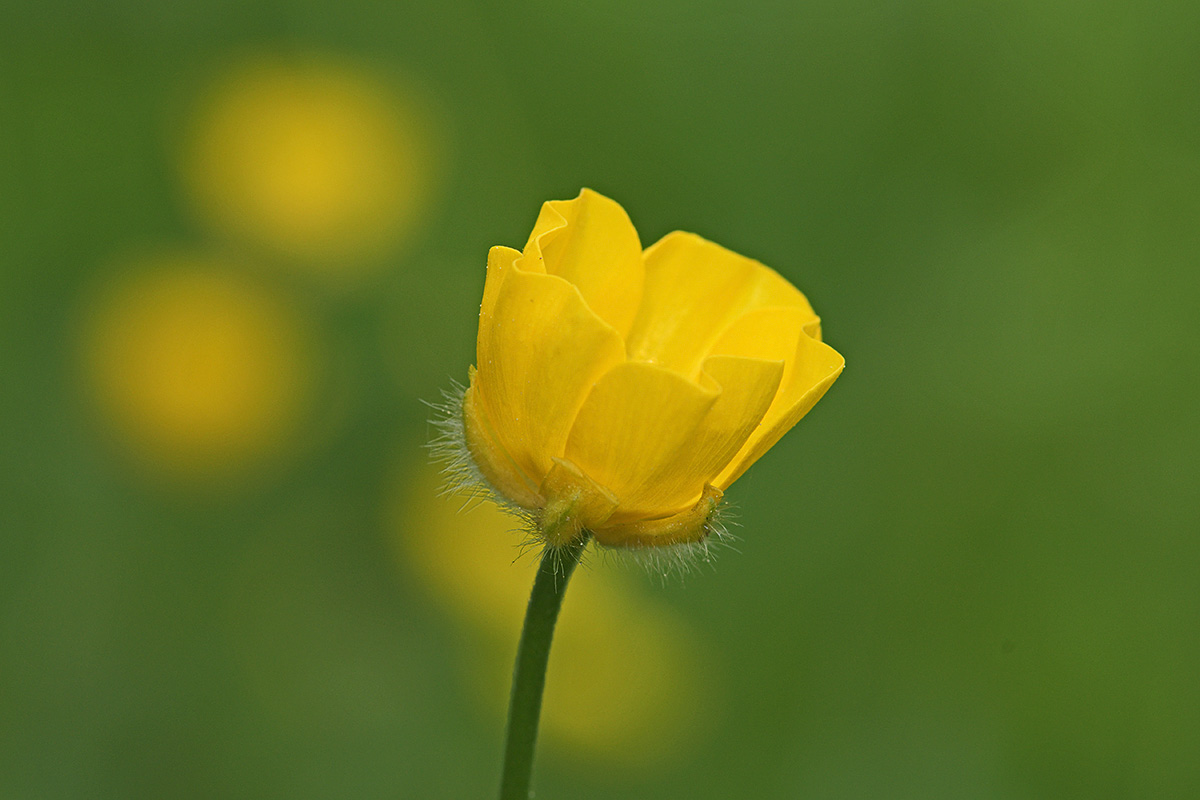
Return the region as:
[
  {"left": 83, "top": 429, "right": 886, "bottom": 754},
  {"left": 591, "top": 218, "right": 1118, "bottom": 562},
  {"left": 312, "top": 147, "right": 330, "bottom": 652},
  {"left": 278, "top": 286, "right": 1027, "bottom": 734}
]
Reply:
[
  {"left": 396, "top": 467, "right": 710, "bottom": 766},
  {"left": 461, "top": 189, "right": 844, "bottom": 548},
  {"left": 181, "top": 55, "right": 436, "bottom": 273},
  {"left": 82, "top": 255, "right": 314, "bottom": 477}
]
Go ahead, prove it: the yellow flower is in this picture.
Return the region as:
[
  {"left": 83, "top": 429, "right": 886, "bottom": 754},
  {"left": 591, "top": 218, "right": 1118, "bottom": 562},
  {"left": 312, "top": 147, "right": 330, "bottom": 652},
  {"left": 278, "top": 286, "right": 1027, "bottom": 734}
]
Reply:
[
  {"left": 181, "top": 55, "right": 437, "bottom": 273},
  {"left": 82, "top": 255, "right": 315, "bottom": 480},
  {"left": 459, "top": 189, "right": 844, "bottom": 548}
]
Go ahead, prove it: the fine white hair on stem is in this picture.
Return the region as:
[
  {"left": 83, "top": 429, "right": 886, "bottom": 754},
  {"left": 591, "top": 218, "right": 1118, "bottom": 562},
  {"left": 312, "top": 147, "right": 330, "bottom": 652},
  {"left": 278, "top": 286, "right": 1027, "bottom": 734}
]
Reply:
[
  {"left": 425, "top": 381, "right": 538, "bottom": 522},
  {"left": 424, "top": 381, "right": 484, "bottom": 499},
  {"left": 424, "top": 386, "right": 581, "bottom": 582}
]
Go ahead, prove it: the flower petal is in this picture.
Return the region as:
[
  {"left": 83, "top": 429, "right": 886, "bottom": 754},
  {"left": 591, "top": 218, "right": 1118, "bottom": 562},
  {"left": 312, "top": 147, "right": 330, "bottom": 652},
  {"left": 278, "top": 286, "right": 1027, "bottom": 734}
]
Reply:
[
  {"left": 688, "top": 354, "right": 786, "bottom": 490},
  {"left": 519, "top": 188, "right": 644, "bottom": 337},
  {"left": 564, "top": 362, "right": 717, "bottom": 519},
  {"left": 710, "top": 307, "right": 845, "bottom": 488},
  {"left": 563, "top": 356, "right": 783, "bottom": 522},
  {"left": 474, "top": 245, "right": 626, "bottom": 484},
  {"left": 625, "top": 232, "right": 820, "bottom": 378},
  {"left": 462, "top": 369, "right": 543, "bottom": 508}
]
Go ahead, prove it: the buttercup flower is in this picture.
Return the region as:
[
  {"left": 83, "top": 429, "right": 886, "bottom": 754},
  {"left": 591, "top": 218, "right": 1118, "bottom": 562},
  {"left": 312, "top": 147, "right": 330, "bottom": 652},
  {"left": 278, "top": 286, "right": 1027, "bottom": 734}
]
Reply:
[{"left": 458, "top": 189, "right": 844, "bottom": 549}]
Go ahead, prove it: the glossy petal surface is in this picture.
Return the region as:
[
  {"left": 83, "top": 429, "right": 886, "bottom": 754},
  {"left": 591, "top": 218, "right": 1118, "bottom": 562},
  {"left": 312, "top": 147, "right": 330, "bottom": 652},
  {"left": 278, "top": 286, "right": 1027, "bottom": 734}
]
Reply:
[
  {"left": 462, "top": 369, "right": 542, "bottom": 508},
  {"left": 625, "top": 232, "right": 818, "bottom": 379},
  {"left": 564, "top": 363, "right": 717, "bottom": 518},
  {"left": 520, "top": 189, "right": 644, "bottom": 337},
  {"left": 565, "top": 357, "right": 782, "bottom": 521},
  {"left": 474, "top": 245, "right": 626, "bottom": 485},
  {"left": 688, "top": 354, "right": 786, "bottom": 492},
  {"left": 710, "top": 307, "right": 845, "bottom": 488}
]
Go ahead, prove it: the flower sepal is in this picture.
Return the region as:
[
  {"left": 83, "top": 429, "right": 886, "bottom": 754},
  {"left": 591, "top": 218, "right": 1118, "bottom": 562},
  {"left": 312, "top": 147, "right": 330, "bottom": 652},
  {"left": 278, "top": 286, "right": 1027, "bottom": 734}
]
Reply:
[
  {"left": 590, "top": 484, "right": 720, "bottom": 554},
  {"left": 537, "top": 458, "right": 619, "bottom": 547},
  {"left": 591, "top": 484, "right": 724, "bottom": 549}
]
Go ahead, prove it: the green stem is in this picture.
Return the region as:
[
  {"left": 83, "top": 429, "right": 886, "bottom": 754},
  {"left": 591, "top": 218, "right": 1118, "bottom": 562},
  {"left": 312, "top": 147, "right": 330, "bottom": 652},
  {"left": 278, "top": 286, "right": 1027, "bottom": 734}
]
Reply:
[{"left": 499, "top": 534, "right": 589, "bottom": 800}]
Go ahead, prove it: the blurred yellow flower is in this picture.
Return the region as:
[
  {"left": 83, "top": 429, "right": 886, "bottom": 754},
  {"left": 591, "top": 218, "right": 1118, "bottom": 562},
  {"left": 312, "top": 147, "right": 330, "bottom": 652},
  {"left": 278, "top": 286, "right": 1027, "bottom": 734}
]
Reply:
[
  {"left": 395, "top": 466, "right": 711, "bottom": 767},
  {"left": 82, "top": 255, "right": 314, "bottom": 478},
  {"left": 460, "top": 189, "right": 844, "bottom": 548},
  {"left": 181, "top": 55, "right": 437, "bottom": 273}
]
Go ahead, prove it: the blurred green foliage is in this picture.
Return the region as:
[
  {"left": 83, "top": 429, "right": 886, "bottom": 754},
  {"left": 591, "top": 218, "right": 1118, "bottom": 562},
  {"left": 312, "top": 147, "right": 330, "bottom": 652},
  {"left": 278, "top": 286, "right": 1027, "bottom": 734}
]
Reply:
[{"left": 2, "top": 0, "right": 1198, "bottom": 798}]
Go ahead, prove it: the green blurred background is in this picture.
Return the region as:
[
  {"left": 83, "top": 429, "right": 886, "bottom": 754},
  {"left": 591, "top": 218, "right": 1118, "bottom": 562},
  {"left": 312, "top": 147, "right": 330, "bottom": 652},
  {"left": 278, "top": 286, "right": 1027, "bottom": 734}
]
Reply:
[{"left": 3, "top": 0, "right": 1198, "bottom": 798}]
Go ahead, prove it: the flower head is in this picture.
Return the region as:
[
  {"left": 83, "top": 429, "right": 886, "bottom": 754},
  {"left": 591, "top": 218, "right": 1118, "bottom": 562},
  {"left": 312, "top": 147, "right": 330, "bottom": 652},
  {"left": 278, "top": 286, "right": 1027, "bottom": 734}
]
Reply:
[{"left": 453, "top": 189, "right": 843, "bottom": 549}]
